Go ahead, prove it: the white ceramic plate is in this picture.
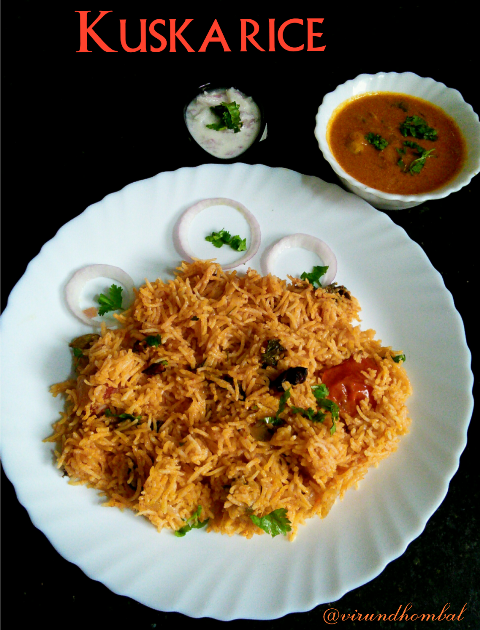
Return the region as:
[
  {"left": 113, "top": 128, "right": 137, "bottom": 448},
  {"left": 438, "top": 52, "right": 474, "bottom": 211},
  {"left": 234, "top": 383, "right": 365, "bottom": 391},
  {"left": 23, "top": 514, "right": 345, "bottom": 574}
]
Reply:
[{"left": 0, "top": 164, "right": 473, "bottom": 621}]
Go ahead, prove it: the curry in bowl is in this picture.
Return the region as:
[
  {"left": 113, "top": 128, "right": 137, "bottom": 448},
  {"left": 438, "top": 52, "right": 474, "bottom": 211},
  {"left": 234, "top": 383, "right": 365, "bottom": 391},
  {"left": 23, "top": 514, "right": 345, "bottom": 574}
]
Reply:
[{"left": 327, "top": 92, "right": 466, "bottom": 195}]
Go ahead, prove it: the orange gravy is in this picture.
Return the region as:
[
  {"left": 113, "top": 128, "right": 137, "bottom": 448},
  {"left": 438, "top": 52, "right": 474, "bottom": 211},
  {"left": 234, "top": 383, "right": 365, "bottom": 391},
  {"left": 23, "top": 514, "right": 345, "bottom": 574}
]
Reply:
[{"left": 327, "top": 92, "right": 466, "bottom": 194}]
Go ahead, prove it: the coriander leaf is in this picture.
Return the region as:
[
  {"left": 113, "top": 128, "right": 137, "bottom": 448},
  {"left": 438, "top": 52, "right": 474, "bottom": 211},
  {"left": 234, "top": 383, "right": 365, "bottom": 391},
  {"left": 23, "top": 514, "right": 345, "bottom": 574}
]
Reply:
[
  {"left": 393, "top": 353, "right": 406, "bottom": 363},
  {"left": 205, "top": 229, "right": 231, "bottom": 248},
  {"left": 399, "top": 141, "right": 435, "bottom": 175},
  {"left": 312, "top": 383, "right": 329, "bottom": 400},
  {"left": 365, "top": 132, "right": 389, "bottom": 150},
  {"left": 72, "top": 347, "right": 84, "bottom": 358},
  {"left": 206, "top": 101, "right": 243, "bottom": 133},
  {"left": 301, "top": 266, "right": 329, "bottom": 289},
  {"left": 311, "top": 384, "right": 340, "bottom": 435},
  {"left": 409, "top": 148, "right": 435, "bottom": 174},
  {"left": 263, "top": 388, "right": 291, "bottom": 426},
  {"left": 403, "top": 140, "right": 425, "bottom": 153},
  {"left": 263, "top": 416, "right": 284, "bottom": 427},
  {"left": 291, "top": 406, "right": 326, "bottom": 423},
  {"left": 250, "top": 508, "right": 292, "bottom": 537},
  {"left": 146, "top": 335, "right": 162, "bottom": 347},
  {"left": 174, "top": 506, "right": 209, "bottom": 537},
  {"left": 277, "top": 388, "right": 291, "bottom": 415},
  {"left": 400, "top": 115, "right": 438, "bottom": 141},
  {"left": 205, "top": 229, "right": 247, "bottom": 253},
  {"left": 394, "top": 101, "right": 408, "bottom": 112},
  {"left": 229, "top": 235, "right": 247, "bottom": 252},
  {"left": 117, "top": 413, "right": 142, "bottom": 421},
  {"left": 97, "top": 284, "right": 124, "bottom": 316},
  {"left": 105, "top": 409, "right": 142, "bottom": 421},
  {"left": 320, "top": 397, "right": 339, "bottom": 420}
]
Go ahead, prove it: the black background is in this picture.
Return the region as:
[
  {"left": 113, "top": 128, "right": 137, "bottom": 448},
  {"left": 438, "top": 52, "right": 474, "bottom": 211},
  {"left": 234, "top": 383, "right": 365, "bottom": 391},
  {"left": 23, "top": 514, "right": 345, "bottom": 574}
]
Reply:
[{"left": 1, "top": 13, "right": 478, "bottom": 628}]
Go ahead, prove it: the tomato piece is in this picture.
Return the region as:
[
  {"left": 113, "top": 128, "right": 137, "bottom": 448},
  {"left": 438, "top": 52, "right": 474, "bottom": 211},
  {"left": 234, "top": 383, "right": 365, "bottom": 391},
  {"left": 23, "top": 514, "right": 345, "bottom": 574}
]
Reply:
[{"left": 321, "top": 357, "right": 377, "bottom": 416}]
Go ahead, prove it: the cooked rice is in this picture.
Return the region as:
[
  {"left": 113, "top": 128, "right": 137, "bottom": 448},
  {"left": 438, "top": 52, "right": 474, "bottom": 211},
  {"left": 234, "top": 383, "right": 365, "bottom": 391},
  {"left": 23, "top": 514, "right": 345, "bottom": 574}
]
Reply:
[{"left": 47, "top": 260, "right": 411, "bottom": 540}]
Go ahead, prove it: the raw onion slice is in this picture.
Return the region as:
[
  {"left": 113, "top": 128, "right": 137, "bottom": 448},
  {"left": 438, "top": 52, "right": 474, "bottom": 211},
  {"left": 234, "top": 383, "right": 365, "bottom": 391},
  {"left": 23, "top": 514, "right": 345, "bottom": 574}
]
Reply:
[
  {"left": 262, "top": 233, "right": 337, "bottom": 286},
  {"left": 174, "top": 197, "right": 261, "bottom": 270},
  {"left": 65, "top": 264, "right": 135, "bottom": 327}
]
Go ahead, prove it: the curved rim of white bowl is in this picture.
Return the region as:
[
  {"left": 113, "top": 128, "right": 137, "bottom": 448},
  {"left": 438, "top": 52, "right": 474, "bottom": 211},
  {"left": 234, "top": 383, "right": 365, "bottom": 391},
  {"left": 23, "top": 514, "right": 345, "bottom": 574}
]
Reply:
[{"left": 315, "top": 71, "right": 480, "bottom": 204}]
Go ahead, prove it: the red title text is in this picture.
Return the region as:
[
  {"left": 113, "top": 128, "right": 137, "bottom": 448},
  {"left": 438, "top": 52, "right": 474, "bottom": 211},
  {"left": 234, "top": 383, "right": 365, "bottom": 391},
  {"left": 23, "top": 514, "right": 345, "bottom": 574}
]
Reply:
[{"left": 76, "top": 14, "right": 326, "bottom": 53}]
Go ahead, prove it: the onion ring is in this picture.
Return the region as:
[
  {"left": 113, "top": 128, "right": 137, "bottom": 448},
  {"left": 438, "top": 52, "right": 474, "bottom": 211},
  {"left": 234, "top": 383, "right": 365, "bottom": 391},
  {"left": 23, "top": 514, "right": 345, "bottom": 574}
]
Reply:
[
  {"left": 65, "top": 264, "right": 135, "bottom": 327},
  {"left": 173, "top": 198, "right": 261, "bottom": 270},
  {"left": 262, "top": 233, "right": 337, "bottom": 286}
]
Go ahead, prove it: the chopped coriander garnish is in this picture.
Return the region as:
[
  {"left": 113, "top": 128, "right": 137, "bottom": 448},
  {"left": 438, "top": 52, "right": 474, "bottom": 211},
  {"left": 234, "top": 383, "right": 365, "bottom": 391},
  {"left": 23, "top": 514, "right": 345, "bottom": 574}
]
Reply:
[
  {"left": 396, "top": 147, "right": 407, "bottom": 168},
  {"left": 264, "top": 388, "right": 291, "bottom": 426},
  {"left": 311, "top": 383, "right": 329, "bottom": 399},
  {"left": 97, "top": 284, "right": 124, "bottom": 316},
  {"left": 229, "top": 235, "right": 247, "bottom": 251},
  {"left": 291, "top": 406, "right": 326, "bottom": 423},
  {"left": 145, "top": 335, "right": 162, "bottom": 347},
  {"left": 174, "top": 506, "right": 209, "bottom": 537},
  {"left": 402, "top": 141, "right": 435, "bottom": 174},
  {"left": 394, "top": 101, "right": 408, "bottom": 112},
  {"left": 312, "top": 384, "right": 340, "bottom": 435},
  {"left": 393, "top": 353, "right": 406, "bottom": 363},
  {"left": 72, "top": 347, "right": 84, "bottom": 358},
  {"left": 250, "top": 508, "right": 292, "bottom": 537},
  {"left": 206, "top": 101, "right": 243, "bottom": 133},
  {"left": 105, "top": 409, "right": 142, "bottom": 421},
  {"left": 205, "top": 228, "right": 231, "bottom": 248},
  {"left": 400, "top": 115, "right": 438, "bottom": 141},
  {"left": 205, "top": 229, "right": 247, "bottom": 252},
  {"left": 301, "top": 266, "right": 329, "bottom": 289},
  {"left": 365, "top": 132, "right": 389, "bottom": 151},
  {"left": 277, "top": 388, "right": 291, "bottom": 416}
]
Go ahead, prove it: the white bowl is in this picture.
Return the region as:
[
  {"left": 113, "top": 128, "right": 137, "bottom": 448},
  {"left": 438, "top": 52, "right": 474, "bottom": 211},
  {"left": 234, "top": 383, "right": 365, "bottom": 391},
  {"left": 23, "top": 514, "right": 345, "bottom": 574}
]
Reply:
[{"left": 315, "top": 72, "right": 480, "bottom": 210}]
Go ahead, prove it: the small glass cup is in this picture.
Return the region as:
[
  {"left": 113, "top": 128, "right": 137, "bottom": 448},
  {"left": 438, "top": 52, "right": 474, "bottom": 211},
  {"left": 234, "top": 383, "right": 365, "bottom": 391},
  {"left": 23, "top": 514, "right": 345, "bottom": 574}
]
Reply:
[{"left": 183, "top": 82, "right": 268, "bottom": 162}]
